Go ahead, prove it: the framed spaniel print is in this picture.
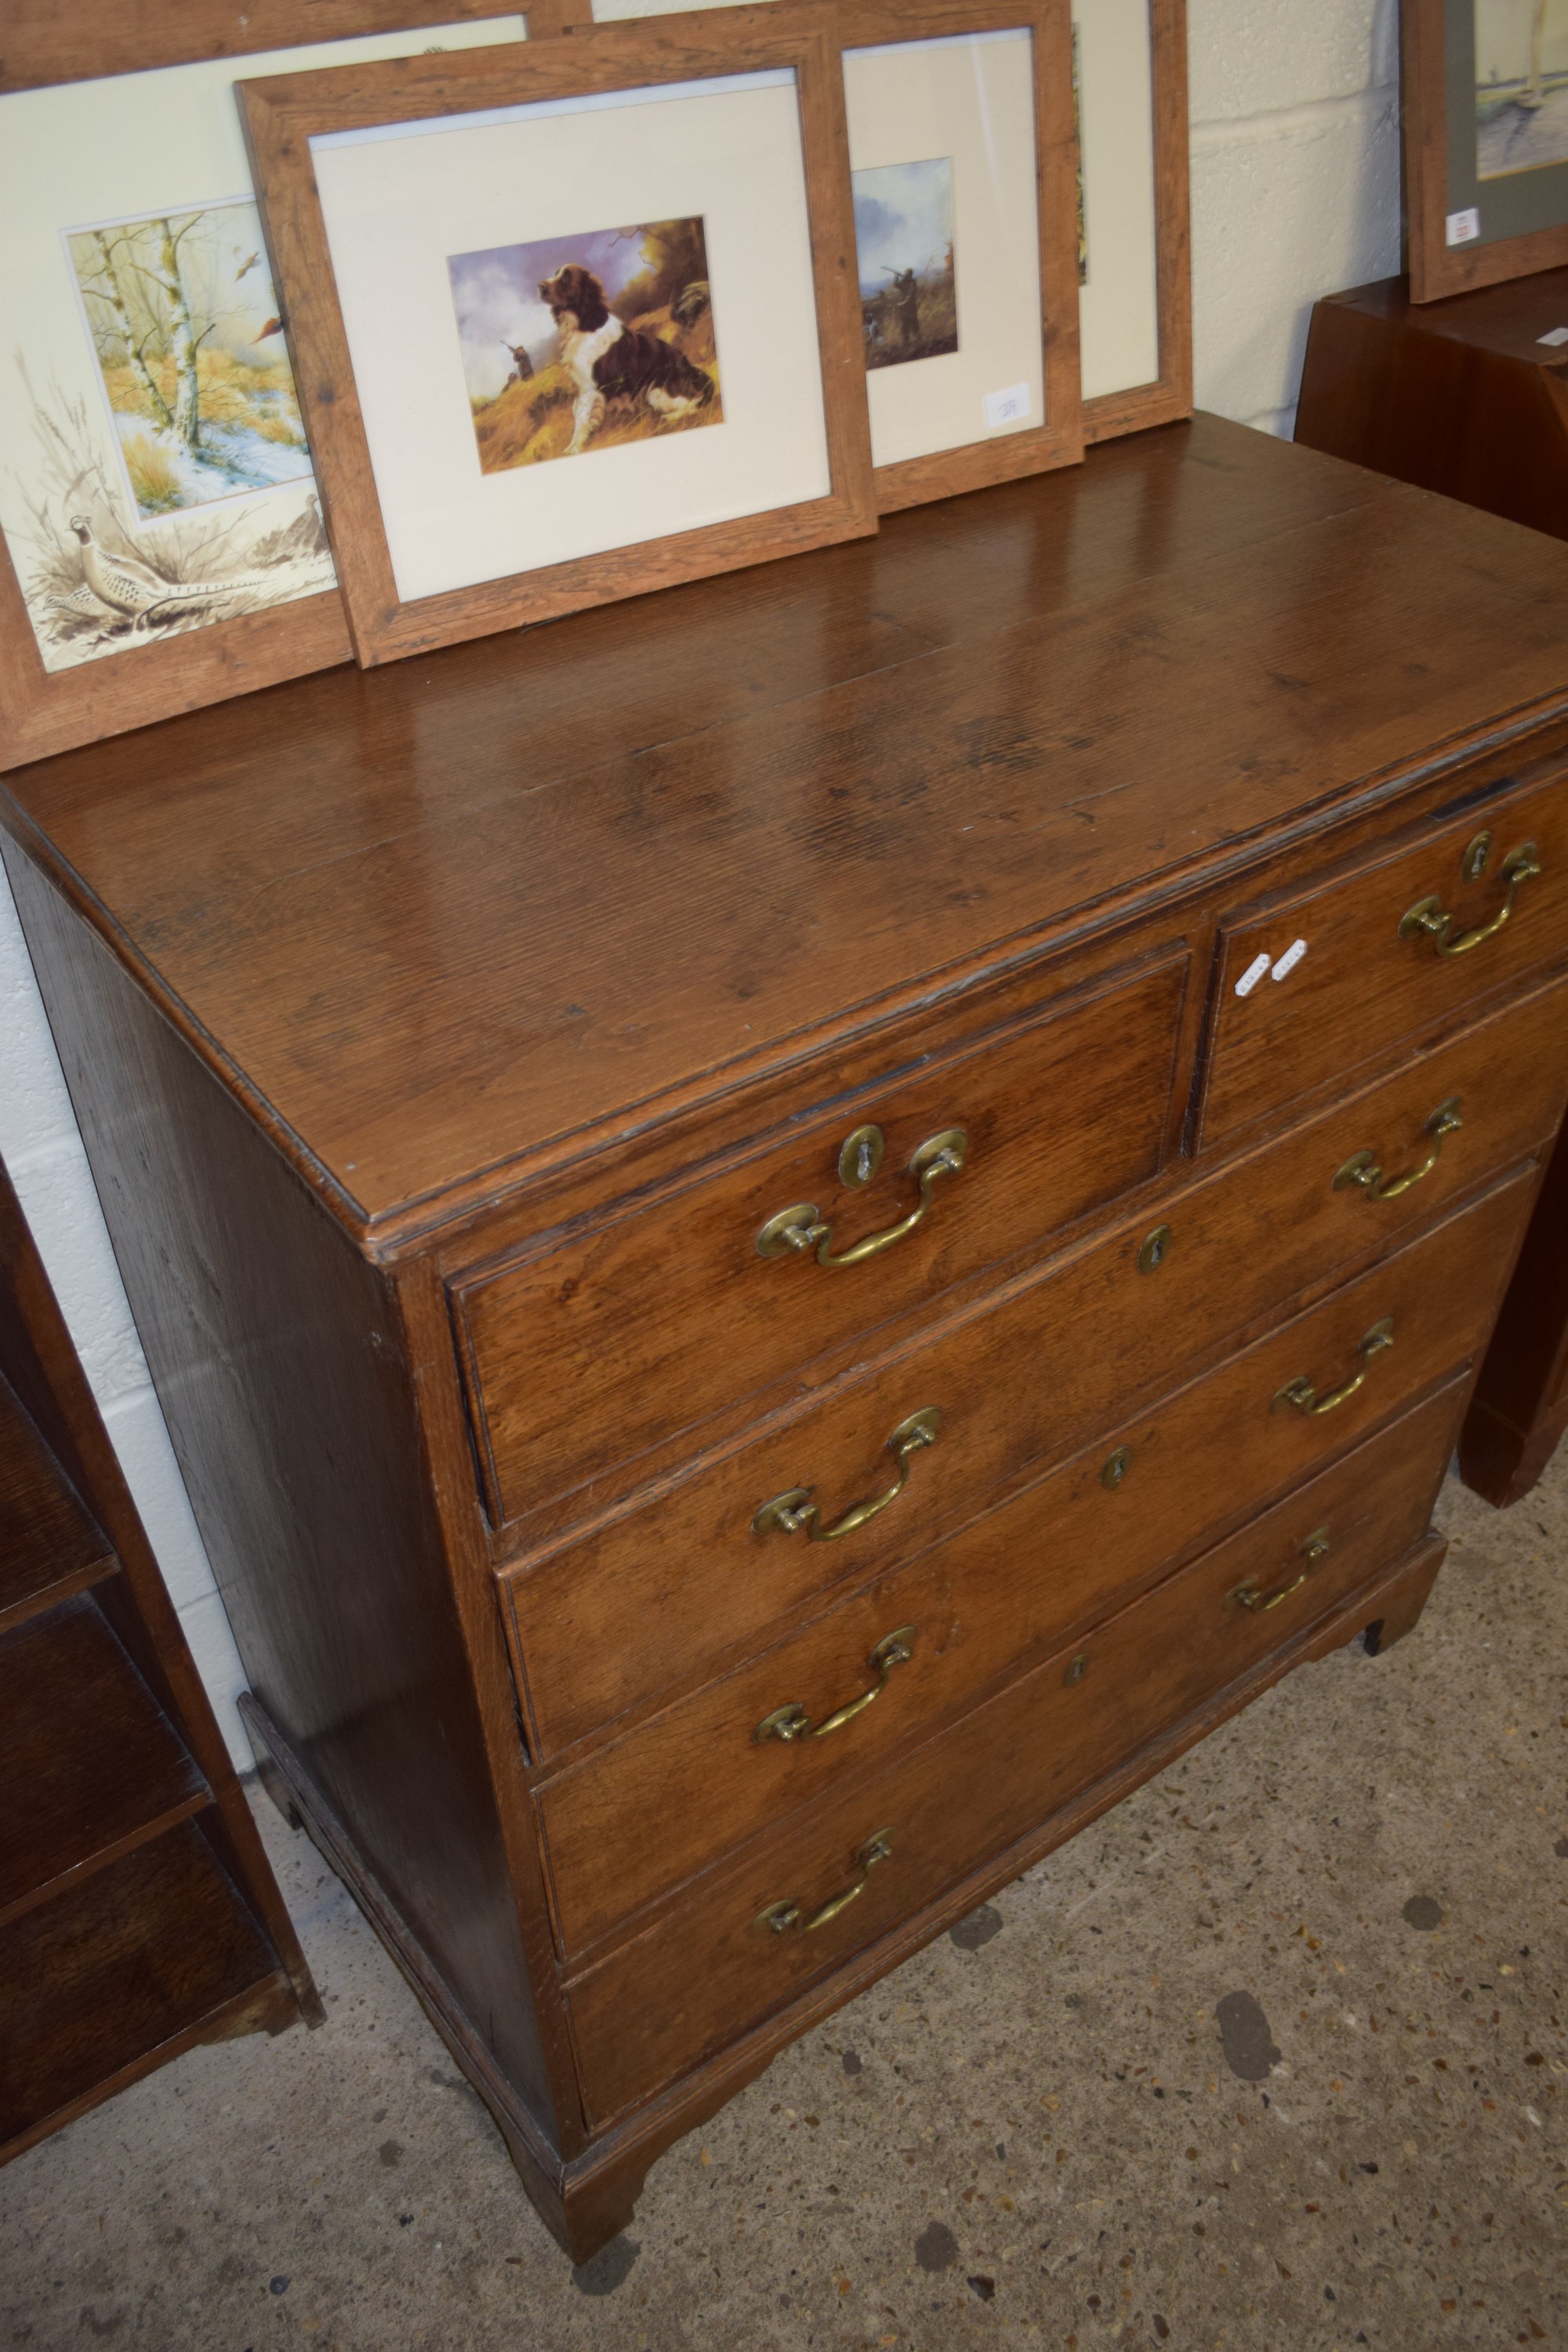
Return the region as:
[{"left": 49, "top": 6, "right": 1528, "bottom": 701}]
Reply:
[
  {"left": 0, "top": 5, "right": 530, "bottom": 771},
  {"left": 239, "top": 5, "right": 876, "bottom": 665},
  {"left": 837, "top": 0, "right": 1083, "bottom": 510},
  {"left": 1405, "top": 0, "right": 1568, "bottom": 301}
]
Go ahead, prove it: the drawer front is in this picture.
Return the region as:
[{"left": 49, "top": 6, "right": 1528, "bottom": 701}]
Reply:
[
  {"left": 566, "top": 1381, "right": 1464, "bottom": 2125},
  {"left": 1199, "top": 769, "right": 1568, "bottom": 1149},
  {"left": 537, "top": 1169, "right": 1532, "bottom": 1958},
  {"left": 503, "top": 967, "right": 1568, "bottom": 1757},
  {"left": 455, "top": 949, "right": 1189, "bottom": 1526}
]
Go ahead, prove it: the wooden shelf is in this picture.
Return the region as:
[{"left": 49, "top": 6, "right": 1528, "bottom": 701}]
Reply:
[
  {"left": 0, "top": 1374, "right": 114, "bottom": 1635},
  {"left": 0, "top": 1820, "right": 292, "bottom": 2162},
  {"left": 0, "top": 1593, "right": 209, "bottom": 1926},
  {"left": 0, "top": 1154, "right": 318, "bottom": 2168}
]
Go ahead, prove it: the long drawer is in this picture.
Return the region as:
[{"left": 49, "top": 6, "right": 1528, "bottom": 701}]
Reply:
[
  {"left": 452, "top": 946, "right": 1189, "bottom": 1526},
  {"left": 564, "top": 1380, "right": 1464, "bottom": 2125},
  {"left": 1198, "top": 766, "right": 1568, "bottom": 1149},
  {"left": 537, "top": 1171, "right": 1532, "bottom": 1958},
  {"left": 502, "top": 967, "right": 1568, "bottom": 1756}
]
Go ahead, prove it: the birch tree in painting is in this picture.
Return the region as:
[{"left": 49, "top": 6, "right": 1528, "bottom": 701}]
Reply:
[{"left": 67, "top": 201, "right": 311, "bottom": 516}]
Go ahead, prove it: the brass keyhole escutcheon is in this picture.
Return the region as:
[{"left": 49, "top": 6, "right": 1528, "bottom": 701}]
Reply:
[
  {"left": 1101, "top": 1446, "right": 1134, "bottom": 1491},
  {"left": 838, "top": 1124, "right": 885, "bottom": 1189},
  {"left": 1137, "top": 1224, "right": 1172, "bottom": 1274},
  {"left": 1461, "top": 830, "right": 1493, "bottom": 885},
  {"left": 1063, "top": 1652, "right": 1090, "bottom": 1687}
]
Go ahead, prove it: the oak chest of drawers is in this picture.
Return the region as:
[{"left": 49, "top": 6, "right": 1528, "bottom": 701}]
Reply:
[{"left": 5, "top": 415, "right": 1568, "bottom": 2258}]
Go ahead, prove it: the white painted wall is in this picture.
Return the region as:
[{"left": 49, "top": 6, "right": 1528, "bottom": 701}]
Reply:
[
  {"left": 0, "top": 0, "right": 1406, "bottom": 1753},
  {"left": 1190, "top": 0, "right": 1402, "bottom": 434},
  {"left": 0, "top": 888, "right": 252, "bottom": 1759}
]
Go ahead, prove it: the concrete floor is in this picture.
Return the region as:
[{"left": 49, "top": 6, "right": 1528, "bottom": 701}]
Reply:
[{"left": 4, "top": 1452, "right": 1566, "bottom": 2352}]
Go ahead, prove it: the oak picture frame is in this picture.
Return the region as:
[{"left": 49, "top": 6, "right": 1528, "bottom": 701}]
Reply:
[
  {"left": 836, "top": 0, "right": 1083, "bottom": 513},
  {"left": 0, "top": 4, "right": 534, "bottom": 774},
  {"left": 240, "top": 5, "right": 878, "bottom": 666},
  {"left": 1077, "top": 0, "right": 1191, "bottom": 445},
  {"left": 1404, "top": 0, "right": 1568, "bottom": 303}
]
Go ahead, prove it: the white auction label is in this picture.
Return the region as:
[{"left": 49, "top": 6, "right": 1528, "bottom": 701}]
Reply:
[
  {"left": 984, "top": 383, "right": 1032, "bottom": 430},
  {"left": 1271, "top": 937, "right": 1308, "bottom": 982},
  {"left": 1446, "top": 207, "right": 1480, "bottom": 245},
  {"left": 1540, "top": 327, "right": 1568, "bottom": 347},
  {"left": 1234, "top": 953, "right": 1272, "bottom": 998}
]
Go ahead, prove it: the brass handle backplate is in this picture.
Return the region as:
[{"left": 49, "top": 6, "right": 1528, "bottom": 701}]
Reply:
[
  {"left": 1272, "top": 1317, "right": 1394, "bottom": 1417},
  {"left": 756, "top": 1128, "right": 969, "bottom": 1268},
  {"left": 1232, "top": 1527, "right": 1330, "bottom": 1614},
  {"left": 753, "top": 1626, "right": 916, "bottom": 1745},
  {"left": 753, "top": 1407, "right": 942, "bottom": 1544},
  {"left": 1399, "top": 840, "right": 1541, "bottom": 959},
  {"left": 753, "top": 1829, "right": 895, "bottom": 1936},
  {"left": 1334, "top": 1096, "right": 1463, "bottom": 1203}
]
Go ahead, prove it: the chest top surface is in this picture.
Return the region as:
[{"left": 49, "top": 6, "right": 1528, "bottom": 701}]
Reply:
[{"left": 5, "top": 414, "right": 1568, "bottom": 1241}]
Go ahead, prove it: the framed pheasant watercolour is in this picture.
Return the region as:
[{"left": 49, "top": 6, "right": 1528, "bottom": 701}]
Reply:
[{"left": 0, "top": 9, "right": 528, "bottom": 770}]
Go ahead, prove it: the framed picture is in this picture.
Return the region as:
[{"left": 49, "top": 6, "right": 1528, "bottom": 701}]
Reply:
[
  {"left": 0, "top": 8, "right": 529, "bottom": 774},
  {"left": 239, "top": 5, "right": 877, "bottom": 666},
  {"left": 837, "top": 0, "right": 1082, "bottom": 512},
  {"left": 1405, "top": 0, "right": 1568, "bottom": 301},
  {"left": 579, "top": 0, "right": 1189, "bottom": 448},
  {"left": 1073, "top": 0, "right": 1190, "bottom": 442}
]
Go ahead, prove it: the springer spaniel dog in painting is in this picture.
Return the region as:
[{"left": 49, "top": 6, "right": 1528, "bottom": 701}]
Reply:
[{"left": 539, "top": 263, "right": 715, "bottom": 456}]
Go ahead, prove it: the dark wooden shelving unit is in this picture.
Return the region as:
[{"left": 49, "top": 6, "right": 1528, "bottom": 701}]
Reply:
[{"left": 0, "top": 1158, "right": 320, "bottom": 2165}]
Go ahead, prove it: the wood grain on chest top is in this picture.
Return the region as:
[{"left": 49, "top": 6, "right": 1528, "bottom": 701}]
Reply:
[{"left": 9, "top": 416, "right": 1568, "bottom": 1237}]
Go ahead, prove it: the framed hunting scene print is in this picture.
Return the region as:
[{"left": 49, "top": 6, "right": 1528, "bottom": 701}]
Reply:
[
  {"left": 837, "top": 0, "right": 1083, "bottom": 511},
  {"left": 240, "top": 5, "right": 876, "bottom": 666},
  {"left": 1405, "top": 0, "right": 1568, "bottom": 300},
  {"left": 0, "top": 12, "right": 528, "bottom": 769},
  {"left": 584, "top": 0, "right": 1189, "bottom": 449}
]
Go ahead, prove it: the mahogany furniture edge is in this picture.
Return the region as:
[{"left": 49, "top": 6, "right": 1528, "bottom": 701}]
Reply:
[{"left": 1459, "top": 1115, "right": 1568, "bottom": 1504}]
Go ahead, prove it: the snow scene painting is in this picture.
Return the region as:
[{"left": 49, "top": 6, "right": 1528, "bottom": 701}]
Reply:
[
  {"left": 66, "top": 201, "right": 310, "bottom": 516},
  {"left": 448, "top": 216, "right": 722, "bottom": 473},
  {"left": 852, "top": 158, "right": 959, "bottom": 372},
  {"left": 8, "top": 196, "right": 334, "bottom": 673},
  {"left": 1475, "top": 0, "right": 1568, "bottom": 178}
]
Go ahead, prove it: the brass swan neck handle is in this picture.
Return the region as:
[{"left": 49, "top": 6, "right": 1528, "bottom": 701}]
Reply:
[
  {"left": 753, "top": 1831, "right": 895, "bottom": 1937},
  {"left": 1333, "top": 1096, "right": 1462, "bottom": 1203},
  {"left": 1399, "top": 840, "right": 1541, "bottom": 959},
  {"left": 756, "top": 1130, "right": 969, "bottom": 1269},
  {"left": 1272, "top": 1317, "right": 1394, "bottom": 1417},
  {"left": 753, "top": 1408, "right": 942, "bottom": 1544}
]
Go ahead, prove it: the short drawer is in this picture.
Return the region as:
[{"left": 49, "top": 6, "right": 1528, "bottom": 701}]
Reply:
[
  {"left": 564, "top": 1380, "right": 1463, "bottom": 2125},
  {"left": 535, "top": 1167, "right": 1532, "bottom": 1958},
  {"left": 1198, "top": 767, "right": 1568, "bottom": 1149},
  {"left": 502, "top": 966, "right": 1568, "bottom": 1758},
  {"left": 453, "top": 947, "right": 1189, "bottom": 1527}
]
